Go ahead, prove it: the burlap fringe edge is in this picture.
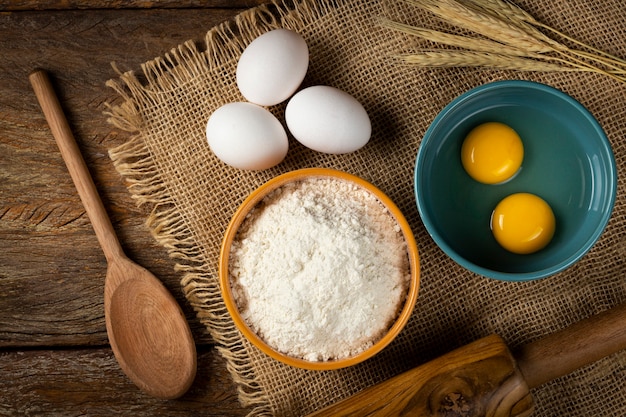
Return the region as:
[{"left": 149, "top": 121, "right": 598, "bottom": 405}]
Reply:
[{"left": 104, "top": 1, "right": 344, "bottom": 415}]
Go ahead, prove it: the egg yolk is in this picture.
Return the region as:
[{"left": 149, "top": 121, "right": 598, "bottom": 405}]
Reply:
[
  {"left": 491, "top": 193, "right": 555, "bottom": 255},
  {"left": 461, "top": 122, "right": 524, "bottom": 184}
]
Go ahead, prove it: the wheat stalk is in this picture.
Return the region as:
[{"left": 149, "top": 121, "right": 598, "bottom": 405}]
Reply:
[
  {"left": 405, "top": 0, "right": 553, "bottom": 53},
  {"left": 387, "top": 0, "right": 626, "bottom": 85},
  {"left": 400, "top": 51, "right": 576, "bottom": 72},
  {"left": 471, "top": 0, "right": 626, "bottom": 71},
  {"left": 464, "top": 0, "right": 563, "bottom": 49},
  {"left": 382, "top": 18, "right": 587, "bottom": 71},
  {"left": 381, "top": 18, "right": 530, "bottom": 57},
  {"left": 469, "top": 0, "right": 537, "bottom": 26},
  {"left": 534, "top": 22, "right": 626, "bottom": 70}
]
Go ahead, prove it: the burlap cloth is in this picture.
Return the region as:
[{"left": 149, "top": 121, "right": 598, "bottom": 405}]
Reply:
[{"left": 105, "top": 0, "right": 626, "bottom": 415}]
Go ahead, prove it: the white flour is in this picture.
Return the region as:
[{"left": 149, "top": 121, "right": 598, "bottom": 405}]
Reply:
[{"left": 229, "top": 177, "right": 410, "bottom": 362}]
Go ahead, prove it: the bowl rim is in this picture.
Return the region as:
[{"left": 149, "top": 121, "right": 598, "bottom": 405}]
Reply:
[
  {"left": 414, "top": 80, "right": 617, "bottom": 281},
  {"left": 219, "top": 167, "right": 420, "bottom": 370}
]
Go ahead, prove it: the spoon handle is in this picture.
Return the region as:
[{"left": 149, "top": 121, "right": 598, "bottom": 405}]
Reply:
[{"left": 30, "top": 69, "right": 124, "bottom": 262}]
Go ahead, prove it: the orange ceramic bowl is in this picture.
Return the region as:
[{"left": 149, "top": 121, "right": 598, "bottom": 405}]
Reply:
[{"left": 219, "top": 168, "right": 420, "bottom": 370}]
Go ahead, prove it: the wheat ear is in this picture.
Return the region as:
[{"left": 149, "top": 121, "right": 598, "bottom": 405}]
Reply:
[
  {"left": 405, "top": 0, "right": 552, "bottom": 53},
  {"left": 399, "top": 51, "right": 581, "bottom": 73}
]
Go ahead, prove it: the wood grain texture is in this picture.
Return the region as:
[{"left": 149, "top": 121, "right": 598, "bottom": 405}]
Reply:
[
  {"left": 515, "top": 302, "right": 626, "bottom": 389},
  {"left": 306, "top": 335, "right": 534, "bottom": 417},
  {"left": 0, "top": 6, "right": 253, "bottom": 348},
  {"left": 28, "top": 69, "right": 125, "bottom": 263},
  {"left": 0, "top": 346, "right": 249, "bottom": 416},
  {"left": 24, "top": 68, "right": 199, "bottom": 398},
  {"left": 0, "top": 3, "right": 269, "bottom": 415},
  {"left": 0, "top": 0, "right": 267, "bottom": 11}
]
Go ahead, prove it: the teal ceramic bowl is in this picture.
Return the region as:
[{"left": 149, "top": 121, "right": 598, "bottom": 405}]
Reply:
[{"left": 415, "top": 80, "right": 616, "bottom": 281}]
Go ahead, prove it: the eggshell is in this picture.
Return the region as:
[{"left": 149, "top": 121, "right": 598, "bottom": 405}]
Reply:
[
  {"left": 206, "top": 102, "right": 288, "bottom": 170},
  {"left": 236, "top": 29, "right": 309, "bottom": 106},
  {"left": 285, "top": 85, "right": 371, "bottom": 154}
]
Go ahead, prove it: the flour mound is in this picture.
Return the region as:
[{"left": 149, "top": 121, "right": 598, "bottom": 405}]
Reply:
[{"left": 229, "top": 177, "right": 410, "bottom": 362}]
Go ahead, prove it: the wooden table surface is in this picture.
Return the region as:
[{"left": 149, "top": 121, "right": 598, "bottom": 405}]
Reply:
[{"left": 0, "top": 1, "right": 271, "bottom": 415}]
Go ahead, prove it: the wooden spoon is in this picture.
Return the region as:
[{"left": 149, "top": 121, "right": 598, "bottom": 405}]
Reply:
[{"left": 29, "top": 69, "right": 197, "bottom": 400}]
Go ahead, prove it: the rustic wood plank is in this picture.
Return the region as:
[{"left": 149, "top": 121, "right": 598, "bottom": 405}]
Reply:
[
  {"left": 0, "top": 4, "right": 271, "bottom": 415},
  {"left": 0, "top": 0, "right": 267, "bottom": 11},
  {"left": 0, "top": 345, "right": 251, "bottom": 416},
  {"left": 0, "top": 7, "right": 260, "bottom": 347}
]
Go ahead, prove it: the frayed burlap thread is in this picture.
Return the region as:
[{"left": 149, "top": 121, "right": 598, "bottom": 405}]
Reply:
[{"left": 106, "top": 0, "right": 626, "bottom": 416}]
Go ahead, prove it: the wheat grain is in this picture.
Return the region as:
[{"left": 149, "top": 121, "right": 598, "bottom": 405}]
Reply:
[
  {"left": 471, "top": 0, "right": 626, "bottom": 68},
  {"left": 405, "top": 0, "right": 552, "bottom": 53},
  {"left": 470, "top": 0, "right": 536, "bottom": 25},
  {"left": 381, "top": 18, "right": 530, "bottom": 57},
  {"left": 388, "top": 0, "right": 626, "bottom": 85},
  {"left": 468, "top": 0, "right": 564, "bottom": 50},
  {"left": 400, "top": 51, "right": 577, "bottom": 72}
]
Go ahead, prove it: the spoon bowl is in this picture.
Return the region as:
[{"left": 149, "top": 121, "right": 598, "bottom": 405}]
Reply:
[
  {"left": 30, "top": 69, "right": 197, "bottom": 399},
  {"left": 105, "top": 257, "right": 197, "bottom": 399}
]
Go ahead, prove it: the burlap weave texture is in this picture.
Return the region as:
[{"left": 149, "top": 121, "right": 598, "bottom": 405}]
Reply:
[{"left": 106, "top": 0, "right": 626, "bottom": 415}]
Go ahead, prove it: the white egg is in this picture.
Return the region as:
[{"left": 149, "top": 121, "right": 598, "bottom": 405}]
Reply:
[
  {"left": 236, "top": 29, "right": 309, "bottom": 106},
  {"left": 285, "top": 85, "right": 371, "bottom": 154},
  {"left": 206, "top": 102, "right": 288, "bottom": 170}
]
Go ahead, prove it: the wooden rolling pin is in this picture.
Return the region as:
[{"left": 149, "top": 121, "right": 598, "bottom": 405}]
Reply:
[{"left": 307, "top": 303, "right": 626, "bottom": 417}]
